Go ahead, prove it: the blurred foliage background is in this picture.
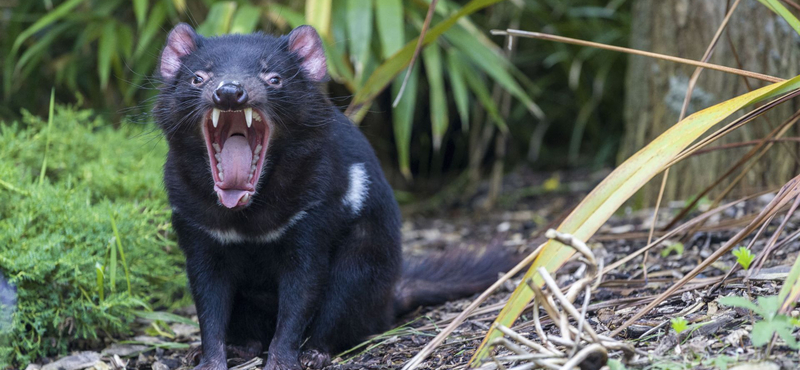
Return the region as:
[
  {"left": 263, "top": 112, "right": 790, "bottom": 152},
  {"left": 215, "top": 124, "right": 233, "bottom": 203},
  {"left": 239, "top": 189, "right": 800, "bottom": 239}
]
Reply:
[{"left": 0, "top": 0, "right": 630, "bottom": 194}]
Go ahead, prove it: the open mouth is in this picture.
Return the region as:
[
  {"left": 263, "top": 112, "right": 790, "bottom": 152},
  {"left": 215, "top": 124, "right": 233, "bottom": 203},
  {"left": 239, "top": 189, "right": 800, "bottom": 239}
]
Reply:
[{"left": 202, "top": 107, "right": 270, "bottom": 209}]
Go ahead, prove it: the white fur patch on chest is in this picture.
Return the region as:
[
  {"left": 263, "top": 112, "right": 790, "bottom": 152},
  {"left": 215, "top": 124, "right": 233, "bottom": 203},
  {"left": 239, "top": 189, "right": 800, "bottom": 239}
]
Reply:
[
  {"left": 343, "top": 163, "right": 370, "bottom": 215},
  {"left": 205, "top": 210, "right": 308, "bottom": 245}
]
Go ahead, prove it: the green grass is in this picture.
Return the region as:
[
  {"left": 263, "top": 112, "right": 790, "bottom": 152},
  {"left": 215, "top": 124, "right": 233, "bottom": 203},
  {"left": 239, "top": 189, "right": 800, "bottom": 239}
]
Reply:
[{"left": 0, "top": 105, "right": 187, "bottom": 367}]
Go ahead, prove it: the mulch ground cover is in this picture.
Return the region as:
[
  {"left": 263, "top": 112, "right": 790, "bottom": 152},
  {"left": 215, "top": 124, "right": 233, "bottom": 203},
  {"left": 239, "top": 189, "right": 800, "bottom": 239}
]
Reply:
[{"left": 29, "top": 169, "right": 800, "bottom": 370}]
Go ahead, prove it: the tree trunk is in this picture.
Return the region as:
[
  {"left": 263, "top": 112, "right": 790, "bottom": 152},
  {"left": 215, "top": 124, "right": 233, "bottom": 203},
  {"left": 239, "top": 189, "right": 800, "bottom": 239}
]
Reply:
[{"left": 620, "top": 0, "right": 800, "bottom": 206}]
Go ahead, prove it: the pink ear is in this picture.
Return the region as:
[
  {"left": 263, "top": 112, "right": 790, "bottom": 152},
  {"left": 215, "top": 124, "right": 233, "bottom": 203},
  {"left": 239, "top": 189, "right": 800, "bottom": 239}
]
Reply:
[
  {"left": 160, "top": 23, "right": 198, "bottom": 81},
  {"left": 287, "top": 26, "right": 327, "bottom": 82}
]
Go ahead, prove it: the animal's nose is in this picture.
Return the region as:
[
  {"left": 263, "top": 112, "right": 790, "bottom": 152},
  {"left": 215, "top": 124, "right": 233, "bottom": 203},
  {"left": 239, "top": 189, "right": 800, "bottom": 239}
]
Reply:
[{"left": 213, "top": 81, "right": 248, "bottom": 110}]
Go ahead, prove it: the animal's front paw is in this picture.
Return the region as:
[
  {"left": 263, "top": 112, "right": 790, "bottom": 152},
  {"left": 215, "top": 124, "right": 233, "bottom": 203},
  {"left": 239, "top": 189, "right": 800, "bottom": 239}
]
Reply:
[
  {"left": 192, "top": 360, "right": 228, "bottom": 370},
  {"left": 299, "top": 349, "right": 331, "bottom": 369},
  {"left": 264, "top": 354, "right": 302, "bottom": 370}
]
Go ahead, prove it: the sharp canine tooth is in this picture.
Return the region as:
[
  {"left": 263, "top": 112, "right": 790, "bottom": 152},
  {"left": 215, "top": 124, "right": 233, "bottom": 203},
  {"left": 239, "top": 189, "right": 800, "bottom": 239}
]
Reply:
[
  {"left": 241, "top": 193, "right": 250, "bottom": 203},
  {"left": 244, "top": 108, "right": 253, "bottom": 127},
  {"left": 212, "top": 108, "right": 220, "bottom": 128}
]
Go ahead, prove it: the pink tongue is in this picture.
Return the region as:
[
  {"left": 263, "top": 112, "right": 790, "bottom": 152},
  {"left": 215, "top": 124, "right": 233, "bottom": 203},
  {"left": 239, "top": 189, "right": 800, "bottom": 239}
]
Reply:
[
  {"left": 218, "top": 136, "right": 253, "bottom": 208},
  {"left": 220, "top": 135, "right": 253, "bottom": 187},
  {"left": 219, "top": 189, "right": 249, "bottom": 208}
]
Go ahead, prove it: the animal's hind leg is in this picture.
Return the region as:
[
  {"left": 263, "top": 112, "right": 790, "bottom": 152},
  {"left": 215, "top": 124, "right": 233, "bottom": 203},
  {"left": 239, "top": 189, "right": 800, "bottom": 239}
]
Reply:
[{"left": 302, "top": 221, "right": 400, "bottom": 368}]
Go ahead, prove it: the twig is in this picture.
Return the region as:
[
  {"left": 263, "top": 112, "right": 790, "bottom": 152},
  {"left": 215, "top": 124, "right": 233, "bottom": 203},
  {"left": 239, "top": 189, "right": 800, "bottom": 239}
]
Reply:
[
  {"left": 610, "top": 175, "right": 800, "bottom": 337},
  {"left": 476, "top": 230, "right": 635, "bottom": 370},
  {"left": 392, "top": 0, "right": 439, "bottom": 107},
  {"left": 664, "top": 111, "right": 800, "bottom": 230},
  {"left": 646, "top": 0, "right": 741, "bottom": 285},
  {"left": 751, "top": 193, "right": 800, "bottom": 274},
  {"left": 557, "top": 344, "right": 606, "bottom": 370},
  {"left": 229, "top": 357, "right": 263, "bottom": 370},
  {"left": 710, "top": 213, "right": 775, "bottom": 293},
  {"left": 401, "top": 242, "right": 542, "bottom": 370},
  {"left": 490, "top": 29, "right": 784, "bottom": 83},
  {"left": 603, "top": 191, "right": 772, "bottom": 274},
  {"left": 689, "top": 137, "right": 800, "bottom": 155},
  {"left": 644, "top": 170, "right": 669, "bottom": 282}
]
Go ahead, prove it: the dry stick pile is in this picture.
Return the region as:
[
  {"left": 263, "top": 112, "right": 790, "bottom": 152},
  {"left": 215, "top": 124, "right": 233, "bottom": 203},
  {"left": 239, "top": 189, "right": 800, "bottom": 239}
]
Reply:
[{"left": 474, "top": 230, "right": 640, "bottom": 370}]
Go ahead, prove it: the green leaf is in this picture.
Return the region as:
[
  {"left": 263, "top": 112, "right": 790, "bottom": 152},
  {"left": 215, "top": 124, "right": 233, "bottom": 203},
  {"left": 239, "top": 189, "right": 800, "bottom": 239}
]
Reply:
[
  {"left": 10, "top": 0, "right": 84, "bottom": 56},
  {"left": 775, "top": 316, "right": 800, "bottom": 349},
  {"left": 16, "top": 22, "right": 72, "bottom": 77},
  {"left": 607, "top": 359, "right": 628, "bottom": 370},
  {"left": 346, "top": 0, "right": 373, "bottom": 80},
  {"left": 265, "top": 4, "right": 305, "bottom": 28},
  {"left": 751, "top": 320, "right": 775, "bottom": 347},
  {"left": 306, "top": 0, "right": 332, "bottom": 40},
  {"left": 732, "top": 246, "right": 755, "bottom": 270},
  {"left": 172, "top": 0, "right": 186, "bottom": 12},
  {"left": 230, "top": 4, "right": 261, "bottom": 35},
  {"left": 392, "top": 68, "right": 419, "bottom": 180},
  {"left": 322, "top": 1, "right": 350, "bottom": 83},
  {"left": 444, "top": 25, "right": 543, "bottom": 120},
  {"left": 98, "top": 21, "right": 117, "bottom": 89},
  {"left": 6, "top": 0, "right": 85, "bottom": 96},
  {"left": 322, "top": 37, "right": 356, "bottom": 87},
  {"left": 756, "top": 296, "right": 780, "bottom": 319},
  {"left": 117, "top": 24, "right": 135, "bottom": 60},
  {"left": 670, "top": 317, "right": 689, "bottom": 334},
  {"left": 779, "top": 250, "right": 800, "bottom": 313},
  {"left": 422, "top": 44, "right": 448, "bottom": 151},
  {"left": 95, "top": 262, "right": 105, "bottom": 302},
  {"left": 38, "top": 89, "right": 55, "bottom": 187},
  {"left": 757, "top": 0, "right": 800, "bottom": 36},
  {"left": 661, "top": 242, "right": 684, "bottom": 257},
  {"left": 134, "top": 2, "right": 167, "bottom": 60},
  {"left": 197, "top": 2, "right": 237, "bottom": 36},
  {"left": 348, "top": 0, "right": 505, "bottom": 117},
  {"left": 703, "top": 355, "right": 737, "bottom": 370},
  {"left": 719, "top": 296, "right": 760, "bottom": 313},
  {"left": 133, "top": 0, "right": 148, "bottom": 29},
  {"left": 133, "top": 311, "right": 199, "bottom": 327},
  {"left": 375, "top": 0, "right": 404, "bottom": 59},
  {"left": 471, "top": 74, "right": 800, "bottom": 366},
  {"left": 456, "top": 54, "right": 507, "bottom": 132},
  {"left": 109, "top": 238, "right": 117, "bottom": 293},
  {"left": 446, "top": 49, "right": 470, "bottom": 130}
]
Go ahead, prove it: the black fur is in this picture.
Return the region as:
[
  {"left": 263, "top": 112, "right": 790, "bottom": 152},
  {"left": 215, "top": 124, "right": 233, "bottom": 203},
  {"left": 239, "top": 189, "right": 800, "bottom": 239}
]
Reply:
[{"left": 153, "top": 24, "right": 518, "bottom": 370}]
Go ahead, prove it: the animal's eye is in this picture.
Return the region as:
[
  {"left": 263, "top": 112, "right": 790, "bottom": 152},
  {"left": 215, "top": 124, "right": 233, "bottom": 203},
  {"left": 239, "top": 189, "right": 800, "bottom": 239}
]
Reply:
[
  {"left": 191, "top": 74, "right": 204, "bottom": 85},
  {"left": 268, "top": 75, "right": 281, "bottom": 85}
]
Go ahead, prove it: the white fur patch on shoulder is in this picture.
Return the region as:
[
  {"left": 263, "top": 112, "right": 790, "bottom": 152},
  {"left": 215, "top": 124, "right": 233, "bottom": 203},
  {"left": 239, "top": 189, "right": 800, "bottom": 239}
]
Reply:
[
  {"left": 205, "top": 210, "right": 308, "bottom": 245},
  {"left": 343, "top": 163, "right": 370, "bottom": 215}
]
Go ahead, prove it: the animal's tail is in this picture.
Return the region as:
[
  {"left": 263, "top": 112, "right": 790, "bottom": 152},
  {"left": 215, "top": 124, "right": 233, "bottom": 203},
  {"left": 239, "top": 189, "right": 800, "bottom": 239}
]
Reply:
[{"left": 393, "top": 249, "right": 522, "bottom": 317}]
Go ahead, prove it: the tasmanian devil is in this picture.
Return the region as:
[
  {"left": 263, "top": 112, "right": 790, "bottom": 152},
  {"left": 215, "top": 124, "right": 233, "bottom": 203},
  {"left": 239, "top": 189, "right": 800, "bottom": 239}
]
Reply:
[{"left": 154, "top": 23, "right": 518, "bottom": 370}]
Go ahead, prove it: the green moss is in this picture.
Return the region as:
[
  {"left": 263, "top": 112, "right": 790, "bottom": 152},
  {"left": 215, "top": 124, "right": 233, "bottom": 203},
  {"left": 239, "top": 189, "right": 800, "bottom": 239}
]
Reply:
[{"left": 0, "top": 106, "right": 187, "bottom": 368}]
